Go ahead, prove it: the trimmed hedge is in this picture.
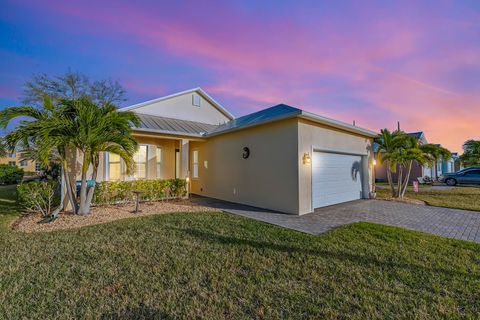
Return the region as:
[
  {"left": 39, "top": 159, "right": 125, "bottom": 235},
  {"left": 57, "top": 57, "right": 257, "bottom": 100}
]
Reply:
[{"left": 93, "top": 179, "right": 187, "bottom": 205}]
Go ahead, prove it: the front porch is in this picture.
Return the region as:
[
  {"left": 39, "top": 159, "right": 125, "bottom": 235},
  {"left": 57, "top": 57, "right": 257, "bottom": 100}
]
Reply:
[{"left": 101, "top": 132, "right": 205, "bottom": 183}]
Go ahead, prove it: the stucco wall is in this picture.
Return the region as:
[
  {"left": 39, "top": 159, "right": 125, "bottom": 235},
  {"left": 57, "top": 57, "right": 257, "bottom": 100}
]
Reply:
[
  {"left": 297, "top": 119, "right": 374, "bottom": 215},
  {"left": 130, "top": 92, "right": 231, "bottom": 125},
  {"left": 189, "top": 118, "right": 300, "bottom": 214}
]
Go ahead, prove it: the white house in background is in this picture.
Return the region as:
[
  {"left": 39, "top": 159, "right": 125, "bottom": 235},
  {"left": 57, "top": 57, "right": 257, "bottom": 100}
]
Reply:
[{"left": 70, "top": 88, "right": 377, "bottom": 215}]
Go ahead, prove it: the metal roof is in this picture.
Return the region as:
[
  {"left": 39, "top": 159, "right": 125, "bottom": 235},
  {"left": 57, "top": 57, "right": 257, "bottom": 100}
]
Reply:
[
  {"left": 206, "top": 104, "right": 378, "bottom": 138},
  {"left": 207, "top": 104, "right": 301, "bottom": 136},
  {"left": 132, "top": 104, "right": 378, "bottom": 138},
  {"left": 134, "top": 113, "right": 219, "bottom": 137},
  {"left": 408, "top": 132, "right": 424, "bottom": 138}
]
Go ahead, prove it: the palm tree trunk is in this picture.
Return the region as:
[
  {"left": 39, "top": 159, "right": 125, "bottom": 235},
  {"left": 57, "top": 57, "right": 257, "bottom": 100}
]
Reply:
[
  {"left": 83, "top": 157, "right": 99, "bottom": 215},
  {"left": 400, "top": 160, "right": 413, "bottom": 198},
  {"left": 78, "top": 152, "right": 89, "bottom": 215},
  {"left": 386, "top": 160, "right": 396, "bottom": 197},
  {"left": 396, "top": 166, "right": 403, "bottom": 198},
  {"left": 62, "top": 159, "right": 78, "bottom": 214},
  {"left": 434, "top": 159, "right": 438, "bottom": 180}
]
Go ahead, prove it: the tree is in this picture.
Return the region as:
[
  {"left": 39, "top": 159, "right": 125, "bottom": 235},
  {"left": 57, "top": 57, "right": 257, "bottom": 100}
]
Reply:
[
  {"left": 0, "top": 96, "right": 139, "bottom": 215},
  {"left": 64, "top": 97, "right": 139, "bottom": 214},
  {"left": 0, "top": 96, "right": 78, "bottom": 214},
  {"left": 375, "top": 129, "right": 432, "bottom": 198},
  {"left": 459, "top": 140, "right": 480, "bottom": 167},
  {"left": 22, "top": 70, "right": 127, "bottom": 106},
  {"left": 419, "top": 144, "right": 452, "bottom": 179}
]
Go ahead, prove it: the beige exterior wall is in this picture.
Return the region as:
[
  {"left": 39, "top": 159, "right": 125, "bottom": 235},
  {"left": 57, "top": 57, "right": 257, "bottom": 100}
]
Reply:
[
  {"left": 0, "top": 155, "right": 37, "bottom": 173},
  {"left": 297, "top": 118, "right": 374, "bottom": 214},
  {"left": 189, "top": 118, "right": 300, "bottom": 214},
  {"left": 68, "top": 117, "right": 373, "bottom": 215},
  {"left": 129, "top": 92, "right": 231, "bottom": 125}
]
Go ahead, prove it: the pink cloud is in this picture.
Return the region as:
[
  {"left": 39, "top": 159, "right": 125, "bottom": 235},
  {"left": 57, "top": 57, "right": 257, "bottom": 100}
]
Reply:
[{"left": 8, "top": 0, "right": 480, "bottom": 152}]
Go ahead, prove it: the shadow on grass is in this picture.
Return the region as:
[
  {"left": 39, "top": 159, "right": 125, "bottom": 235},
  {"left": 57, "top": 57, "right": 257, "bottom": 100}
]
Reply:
[{"left": 174, "top": 227, "right": 478, "bottom": 281}]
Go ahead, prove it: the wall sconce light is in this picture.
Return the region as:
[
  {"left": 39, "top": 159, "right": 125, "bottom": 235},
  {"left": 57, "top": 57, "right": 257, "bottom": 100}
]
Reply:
[
  {"left": 186, "top": 176, "right": 190, "bottom": 183},
  {"left": 303, "top": 152, "right": 311, "bottom": 165},
  {"left": 372, "top": 159, "right": 377, "bottom": 166}
]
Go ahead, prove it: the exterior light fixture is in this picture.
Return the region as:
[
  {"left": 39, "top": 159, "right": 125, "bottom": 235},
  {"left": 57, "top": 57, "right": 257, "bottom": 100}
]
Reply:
[
  {"left": 372, "top": 159, "right": 377, "bottom": 166},
  {"left": 303, "top": 152, "right": 311, "bottom": 165}
]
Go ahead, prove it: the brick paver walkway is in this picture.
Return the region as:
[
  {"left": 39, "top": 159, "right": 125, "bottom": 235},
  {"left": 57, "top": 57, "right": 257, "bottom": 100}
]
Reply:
[{"left": 190, "top": 196, "right": 480, "bottom": 243}]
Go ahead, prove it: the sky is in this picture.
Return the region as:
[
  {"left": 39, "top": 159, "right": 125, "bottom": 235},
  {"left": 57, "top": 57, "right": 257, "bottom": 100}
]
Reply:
[{"left": 1, "top": 0, "right": 479, "bottom": 152}]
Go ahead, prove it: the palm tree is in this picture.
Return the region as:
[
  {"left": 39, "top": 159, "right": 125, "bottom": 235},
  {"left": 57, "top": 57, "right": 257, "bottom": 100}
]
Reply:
[
  {"left": 0, "top": 96, "right": 79, "bottom": 214},
  {"left": 419, "top": 144, "right": 451, "bottom": 180},
  {"left": 375, "top": 129, "right": 410, "bottom": 196},
  {"left": 65, "top": 97, "right": 139, "bottom": 214},
  {"left": 375, "top": 129, "right": 431, "bottom": 198},
  {"left": 1, "top": 96, "right": 139, "bottom": 216},
  {"left": 459, "top": 140, "right": 480, "bottom": 167}
]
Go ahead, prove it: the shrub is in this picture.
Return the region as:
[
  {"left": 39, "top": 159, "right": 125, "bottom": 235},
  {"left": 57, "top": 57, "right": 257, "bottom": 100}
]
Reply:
[
  {"left": 0, "top": 164, "right": 24, "bottom": 184},
  {"left": 93, "top": 179, "right": 187, "bottom": 205},
  {"left": 17, "top": 181, "right": 60, "bottom": 217}
]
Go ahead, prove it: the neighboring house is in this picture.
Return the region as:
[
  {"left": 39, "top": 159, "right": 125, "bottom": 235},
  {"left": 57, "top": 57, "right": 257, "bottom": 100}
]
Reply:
[
  {"left": 0, "top": 152, "right": 38, "bottom": 173},
  {"left": 375, "top": 131, "right": 430, "bottom": 183},
  {"left": 69, "top": 88, "right": 377, "bottom": 215},
  {"left": 434, "top": 144, "right": 456, "bottom": 176}
]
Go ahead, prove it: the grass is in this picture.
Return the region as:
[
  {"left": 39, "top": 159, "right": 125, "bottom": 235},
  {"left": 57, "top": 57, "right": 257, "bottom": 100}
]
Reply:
[
  {"left": 0, "top": 186, "right": 479, "bottom": 318},
  {"left": 377, "top": 184, "right": 480, "bottom": 211}
]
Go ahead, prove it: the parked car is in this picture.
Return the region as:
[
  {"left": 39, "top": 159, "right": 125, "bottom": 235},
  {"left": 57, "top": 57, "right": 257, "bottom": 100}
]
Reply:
[{"left": 439, "top": 167, "right": 480, "bottom": 186}]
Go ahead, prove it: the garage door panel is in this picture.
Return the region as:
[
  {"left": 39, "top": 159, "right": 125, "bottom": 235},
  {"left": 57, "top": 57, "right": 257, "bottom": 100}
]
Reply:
[{"left": 312, "top": 152, "right": 363, "bottom": 208}]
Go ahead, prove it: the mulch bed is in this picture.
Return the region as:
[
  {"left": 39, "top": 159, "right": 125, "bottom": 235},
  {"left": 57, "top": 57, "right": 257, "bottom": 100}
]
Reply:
[{"left": 11, "top": 199, "right": 220, "bottom": 233}]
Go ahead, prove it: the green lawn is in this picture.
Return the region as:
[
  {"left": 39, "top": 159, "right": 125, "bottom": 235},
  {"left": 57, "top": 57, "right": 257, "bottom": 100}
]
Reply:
[
  {"left": 377, "top": 185, "right": 480, "bottom": 211},
  {"left": 1, "top": 186, "right": 479, "bottom": 319}
]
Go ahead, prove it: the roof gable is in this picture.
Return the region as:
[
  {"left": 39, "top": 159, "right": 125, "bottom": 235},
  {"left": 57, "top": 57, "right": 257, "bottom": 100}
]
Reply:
[{"left": 120, "top": 88, "right": 234, "bottom": 125}]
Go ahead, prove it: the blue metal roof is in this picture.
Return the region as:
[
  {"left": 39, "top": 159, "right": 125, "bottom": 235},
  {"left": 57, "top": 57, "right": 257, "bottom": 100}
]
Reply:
[
  {"left": 207, "top": 104, "right": 302, "bottom": 136},
  {"left": 408, "top": 132, "right": 424, "bottom": 138}
]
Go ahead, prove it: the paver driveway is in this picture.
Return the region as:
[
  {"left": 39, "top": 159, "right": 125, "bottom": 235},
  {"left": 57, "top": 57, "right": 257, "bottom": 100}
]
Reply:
[{"left": 191, "top": 196, "right": 480, "bottom": 243}]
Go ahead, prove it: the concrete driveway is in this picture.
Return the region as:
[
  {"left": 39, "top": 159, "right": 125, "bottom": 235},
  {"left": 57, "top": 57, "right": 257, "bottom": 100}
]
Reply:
[{"left": 191, "top": 196, "right": 480, "bottom": 243}]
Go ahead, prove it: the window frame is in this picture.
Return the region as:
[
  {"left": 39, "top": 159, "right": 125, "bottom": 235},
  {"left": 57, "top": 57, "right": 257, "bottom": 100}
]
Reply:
[
  {"left": 108, "top": 152, "right": 122, "bottom": 181},
  {"left": 133, "top": 145, "right": 148, "bottom": 180},
  {"left": 192, "top": 149, "right": 199, "bottom": 179},
  {"left": 156, "top": 146, "right": 162, "bottom": 178},
  {"left": 192, "top": 94, "right": 201, "bottom": 107}
]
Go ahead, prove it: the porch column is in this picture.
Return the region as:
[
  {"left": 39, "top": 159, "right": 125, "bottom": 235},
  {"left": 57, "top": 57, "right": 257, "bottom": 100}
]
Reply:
[{"left": 180, "top": 139, "right": 189, "bottom": 179}]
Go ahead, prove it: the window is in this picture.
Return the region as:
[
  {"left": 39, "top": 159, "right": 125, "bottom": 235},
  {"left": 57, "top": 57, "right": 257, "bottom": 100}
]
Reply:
[
  {"left": 7, "top": 153, "right": 15, "bottom": 158},
  {"left": 20, "top": 160, "right": 28, "bottom": 167},
  {"left": 108, "top": 153, "right": 121, "bottom": 181},
  {"left": 192, "top": 150, "right": 199, "bottom": 178},
  {"left": 133, "top": 145, "right": 148, "bottom": 179},
  {"left": 156, "top": 147, "right": 162, "bottom": 178},
  {"left": 35, "top": 162, "right": 42, "bottom": 172},
  {"left": 8, "top": 161, "right": 16, "bottom": 166},
  {"left": 192, "top": 94, "right": 201, "bottom": 107},
  {"left": 465, "top": 170, "right": 480, "bottom": 176}
]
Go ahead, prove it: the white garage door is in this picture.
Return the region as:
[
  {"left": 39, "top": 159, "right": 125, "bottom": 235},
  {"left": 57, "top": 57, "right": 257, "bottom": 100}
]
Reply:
[{"left": 312, "top": 152, "right": 363, "bottom": 208}]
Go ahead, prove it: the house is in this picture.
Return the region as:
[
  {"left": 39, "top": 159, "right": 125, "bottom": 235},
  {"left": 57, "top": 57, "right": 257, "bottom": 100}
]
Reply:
[
  {"left": 375, "top": 131, "right": 431, "bottom": 183},
  {"left": 69, "top": 88, "right": 377, "bottom": 215},
  {"left": 0, "top": 151, "right": 38, "bottom": 173}
]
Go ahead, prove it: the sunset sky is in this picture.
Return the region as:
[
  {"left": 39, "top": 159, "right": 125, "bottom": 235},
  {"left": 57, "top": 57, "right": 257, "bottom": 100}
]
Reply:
[{"left": 1, "top": 0, "right": 479, "bottom": 152}]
